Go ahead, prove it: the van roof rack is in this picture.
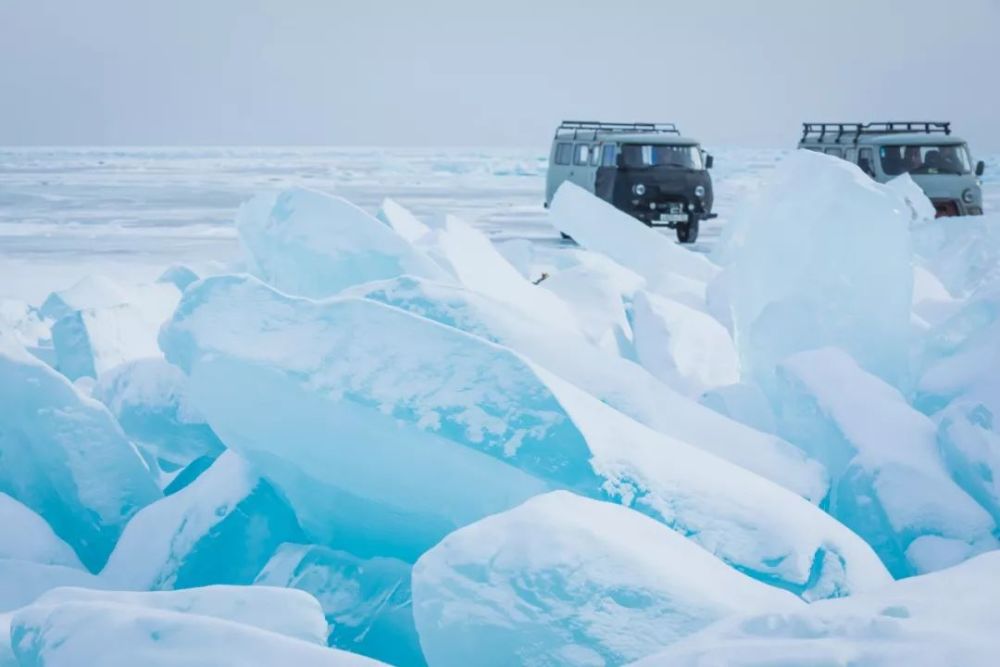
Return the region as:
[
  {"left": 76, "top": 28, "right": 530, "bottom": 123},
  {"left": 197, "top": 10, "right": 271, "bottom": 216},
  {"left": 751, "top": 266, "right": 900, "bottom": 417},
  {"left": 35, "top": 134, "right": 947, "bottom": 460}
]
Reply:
[
  {"left": 801, "top": 121, "right": 951, "bottom": 144},
  {"left": 555, "top": 120, "right": 680, "bottom": 140}
]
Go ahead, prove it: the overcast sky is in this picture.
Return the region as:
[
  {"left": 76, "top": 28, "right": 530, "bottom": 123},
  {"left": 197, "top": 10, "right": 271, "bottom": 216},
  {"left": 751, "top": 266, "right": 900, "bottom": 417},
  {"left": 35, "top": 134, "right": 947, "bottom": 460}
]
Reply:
[{"left": 2, "top": 0, "right": 998, "bottom": 150}]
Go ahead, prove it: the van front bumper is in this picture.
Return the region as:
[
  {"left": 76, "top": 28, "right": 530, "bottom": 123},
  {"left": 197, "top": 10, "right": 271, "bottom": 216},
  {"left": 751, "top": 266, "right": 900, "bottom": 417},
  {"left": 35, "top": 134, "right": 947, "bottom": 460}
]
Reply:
[{"left": 932, "top": 199, "right": 984, "bottom": 217}]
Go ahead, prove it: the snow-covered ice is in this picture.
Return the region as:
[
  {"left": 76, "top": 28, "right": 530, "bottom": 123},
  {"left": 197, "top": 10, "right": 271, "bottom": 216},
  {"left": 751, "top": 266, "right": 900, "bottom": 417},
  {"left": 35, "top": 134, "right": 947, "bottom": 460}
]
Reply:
[
  {"left": 0, "top": 495, "right": 83, "bottom": 569},
  {"left": 630, "top": 290, "right": 740, "bottom": 396},
  {"left": 0, "top": 300, "right": 51, "bottom": 364},
  {"left": 161, "top": 274, "right": 888, "bottom": 598},
  {"left": 1, "top": 145, "right": 998, "bottom": 666},
  {"left": 156, "top": 264, "right": 200, "bottom": 291},
  {"left": 0, "top": 560, "right": 104, "bottom": 613},
  {"left": 1, "top": 613, "right": 14, "bottom": 667},
  {"left": 773, "top": 347, "right": 997, "bottom": 576},
  {"left": 51, "top": 303, "right": 163, "bottom": 381},
  {"left": 413, "top": 491, "right": 801, "bottom": 667},
  {"left": 416, "top": 212, "right": 584, "bottom": 340},
  {"left": 21, "top": 585, "right": 329, "bottom": 645},
  {"left": 938, "top": 400, "right": 1000, "bottom": 528},
  {"left": 540, "top": 260, "right": 635, "bottom": 356},
  {"left": 0, "top": 334, "right": 160, "bottom": 571},
  {"left": 376, "top": 198, "right": 432, "bottom": 244},
  {"left": 710, "top": 151, "right": 914, "bottom": 389},
  {"left": 351, "top": 275, "right": 827, "bottom": 501},
  {"left": 102, "top": 451, "right": 303, "bottom": 590},
  {"left": 699, "top": 381, "right": 777, "bottom": 435},
  {"left": 549, "top": 181, "right": 719, "bottom": 290},
  {"left": 630, "top": 550, "right": 1000, "bottom": 667},
  {"left": 237, "top": 188, "right": 448, "bottom": 298},
  {"left": 11, "top": 591, "right": 386, "bottom": 667},
  {"left": 92, "top": 358, "right": 225, "bottom": 474},
  {"left": 44, "top": 277, "right": 181, "bottom": 381}
]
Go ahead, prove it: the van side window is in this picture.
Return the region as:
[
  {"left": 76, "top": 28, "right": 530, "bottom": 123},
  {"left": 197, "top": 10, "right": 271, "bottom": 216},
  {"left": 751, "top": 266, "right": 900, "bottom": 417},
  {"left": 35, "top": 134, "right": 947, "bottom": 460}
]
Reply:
[
  {"left": 574, "top": 144, "right": 590, "bottom": 166},
  {"left": 844, "top": 147, "right": 857, "bottom": 162},
  {"left": 601, "top": 144, "right": 616, "bottom": 166},
  {"left": 858, "top": 147, "right": 875, "bottom": 176},
  {"left": 824, "top": 147, "right": 844, "bottom": 158},
  {"left": 554, "top": 143, "right": 572, "bottom": 166},
  {"left": 590, "top": 145, "right": 601, "bottom": 166}
]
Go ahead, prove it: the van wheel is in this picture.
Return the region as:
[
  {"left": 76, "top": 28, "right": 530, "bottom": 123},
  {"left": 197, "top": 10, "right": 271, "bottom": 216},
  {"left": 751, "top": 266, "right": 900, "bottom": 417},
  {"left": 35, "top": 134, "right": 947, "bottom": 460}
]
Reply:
[{"left": 676, "top": 218, "right": 700, "bottom": 244}]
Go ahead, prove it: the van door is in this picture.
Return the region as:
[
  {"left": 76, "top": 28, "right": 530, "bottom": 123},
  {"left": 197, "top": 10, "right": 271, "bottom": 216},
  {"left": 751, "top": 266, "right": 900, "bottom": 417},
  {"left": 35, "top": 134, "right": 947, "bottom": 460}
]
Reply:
[
  {"left": 857, "top": 147, "right": 876, "bottom": 178},
  {"left": 594, "top": 143, "right": 618, "bottom": 202},
  {"left": 567, "top": 143, "right": 597, "bottom": 192}
]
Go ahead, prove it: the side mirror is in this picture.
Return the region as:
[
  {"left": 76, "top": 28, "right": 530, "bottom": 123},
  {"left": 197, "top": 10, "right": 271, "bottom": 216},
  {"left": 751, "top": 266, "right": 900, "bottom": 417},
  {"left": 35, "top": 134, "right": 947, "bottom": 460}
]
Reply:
[
  {"left": 976, "top": 160, "right": 985, "bottom": 177},
  {"left": 705, "top": 154, "right": 714, "bottom": 170}
]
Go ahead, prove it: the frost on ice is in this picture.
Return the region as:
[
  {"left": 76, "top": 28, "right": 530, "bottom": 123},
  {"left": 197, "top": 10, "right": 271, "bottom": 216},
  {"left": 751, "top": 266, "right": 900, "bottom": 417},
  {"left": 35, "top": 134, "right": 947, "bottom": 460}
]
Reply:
[
  {"left": 351, "top": 274, "right": 826, "bottom": 502},
  {"left": 160, "top": 274, "right": 888, "bottom": 598},
  {"left": 0, "top": 334, "right": 160, "bottom": 571},
  {"left": 412, "top": 491, "right": 801, "bottom": 667},
  {"left": 160, "top": 275, "right": 576, "bottom": 560}
]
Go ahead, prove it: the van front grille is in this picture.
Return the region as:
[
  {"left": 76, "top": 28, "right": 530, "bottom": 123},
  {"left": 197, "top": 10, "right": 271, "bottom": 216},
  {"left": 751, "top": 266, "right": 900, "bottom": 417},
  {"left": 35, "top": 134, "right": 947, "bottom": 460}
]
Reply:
[{"left": 932, "top": 200, "right": 960, "bottom": 218}]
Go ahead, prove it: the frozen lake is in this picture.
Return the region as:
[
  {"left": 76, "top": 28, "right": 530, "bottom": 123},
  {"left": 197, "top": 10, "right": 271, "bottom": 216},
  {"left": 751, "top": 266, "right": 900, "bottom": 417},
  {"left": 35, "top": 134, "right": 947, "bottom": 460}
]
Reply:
[{"left": 1, "top": 146, "right": 997, "bottom": 303}]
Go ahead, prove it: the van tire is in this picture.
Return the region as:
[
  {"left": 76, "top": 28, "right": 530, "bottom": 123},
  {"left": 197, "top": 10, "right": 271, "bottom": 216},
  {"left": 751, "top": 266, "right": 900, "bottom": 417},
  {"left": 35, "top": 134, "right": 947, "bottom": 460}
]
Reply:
[{"left": 676, "top": 218, "right": 699, "bottom": 244}]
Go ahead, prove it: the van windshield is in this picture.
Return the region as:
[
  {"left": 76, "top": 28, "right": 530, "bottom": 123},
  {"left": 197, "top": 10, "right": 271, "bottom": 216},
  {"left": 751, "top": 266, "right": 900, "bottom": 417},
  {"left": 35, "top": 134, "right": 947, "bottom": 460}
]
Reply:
[
  {"left": 879, "top": 144, "right": 972, "bottom": 176},
  {"left": 621, "top": 144, "right": 703, "bottom": 169}
]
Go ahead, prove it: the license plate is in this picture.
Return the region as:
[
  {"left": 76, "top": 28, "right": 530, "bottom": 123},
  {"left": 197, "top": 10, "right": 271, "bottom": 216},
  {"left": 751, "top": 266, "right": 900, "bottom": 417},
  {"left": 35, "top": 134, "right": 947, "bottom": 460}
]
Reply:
[{"left": 659, "top": 213, "right": 687, "bottom": 223}]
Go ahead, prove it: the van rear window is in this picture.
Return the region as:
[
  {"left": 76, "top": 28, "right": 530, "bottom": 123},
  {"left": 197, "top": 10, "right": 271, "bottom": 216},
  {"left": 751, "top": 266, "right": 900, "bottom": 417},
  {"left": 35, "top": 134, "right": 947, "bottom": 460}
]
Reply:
[{"left": 554, "top": 143, "right": 572, "bottom": 165}]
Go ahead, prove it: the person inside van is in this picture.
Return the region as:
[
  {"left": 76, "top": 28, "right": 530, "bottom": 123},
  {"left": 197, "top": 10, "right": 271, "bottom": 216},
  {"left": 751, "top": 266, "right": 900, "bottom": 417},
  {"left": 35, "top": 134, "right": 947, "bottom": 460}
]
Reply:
[
  {"left": 938, "top": 145, "right": 965, "bottom": 174},
  {"left": 922, "top": 149, "right": 942, "bottom": 173},
  {"left": 880, "top": 145, "right": 903, "bottom": 175}
]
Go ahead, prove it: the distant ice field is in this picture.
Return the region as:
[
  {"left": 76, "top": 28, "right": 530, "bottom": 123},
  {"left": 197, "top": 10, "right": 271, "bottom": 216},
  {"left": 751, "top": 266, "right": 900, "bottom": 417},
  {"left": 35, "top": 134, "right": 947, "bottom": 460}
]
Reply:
[{"left": 1, "top": 146, "right": 997, "bottom": 303}]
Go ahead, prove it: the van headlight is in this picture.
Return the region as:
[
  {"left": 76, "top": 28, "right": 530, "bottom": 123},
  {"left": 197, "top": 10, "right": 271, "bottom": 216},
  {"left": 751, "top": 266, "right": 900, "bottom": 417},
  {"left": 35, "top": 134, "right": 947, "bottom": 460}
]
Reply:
[
  {"left": 694, "top": 185, "right": 706, "bottom": 198},
  {"left": 961, "top": 188, "right": 975, "bottom": 204},
  {"left": 633, "top": 183, "right": 646, "bottom": 196}
]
